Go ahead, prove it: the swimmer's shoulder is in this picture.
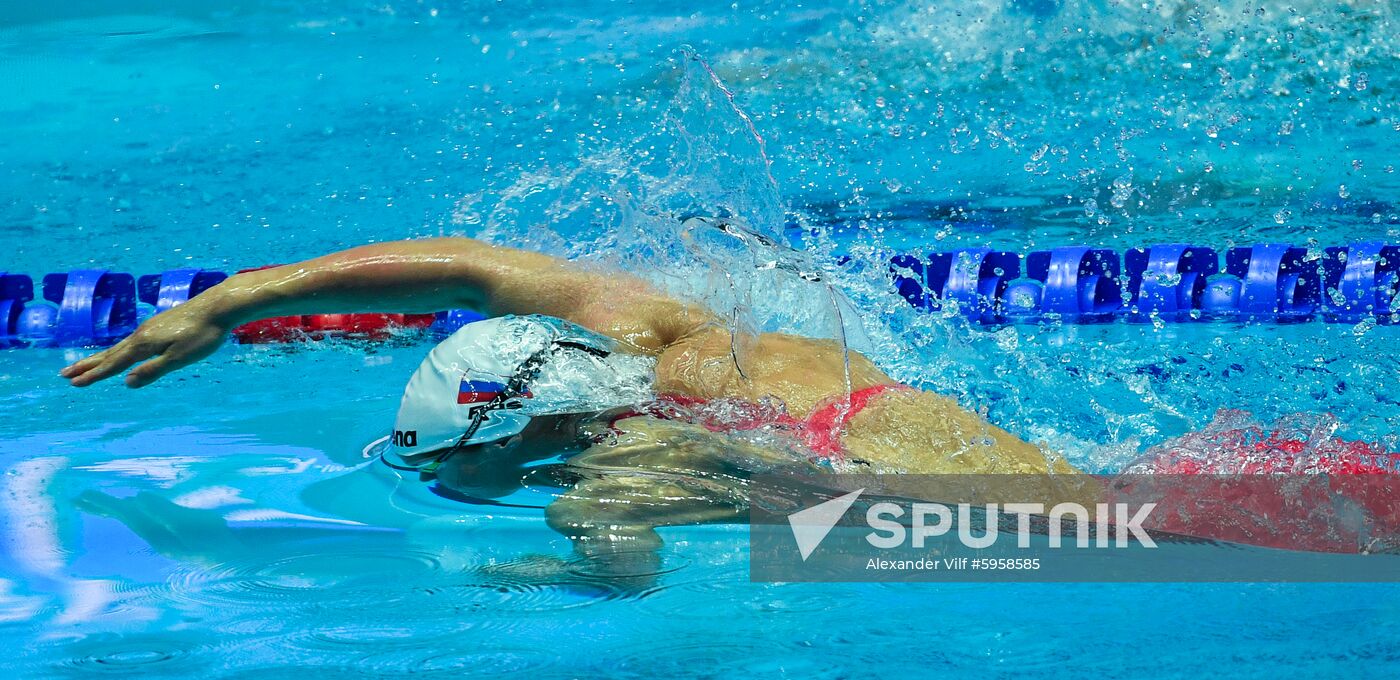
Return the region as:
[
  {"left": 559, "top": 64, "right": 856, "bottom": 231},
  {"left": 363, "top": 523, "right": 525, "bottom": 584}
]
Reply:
[
  {"left": 650, "top": 325, "right": 898, "bottom": 408},
  {"left": 551, "top": 283, "right": 718, "bottom": 357}
]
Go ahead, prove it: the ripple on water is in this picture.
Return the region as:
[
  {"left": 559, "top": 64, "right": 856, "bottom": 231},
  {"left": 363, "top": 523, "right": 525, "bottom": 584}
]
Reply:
[
  {"left": 562, "top": 550, "right": 693, "bottom": 580},
  {"left": 414, "top": 578, "right": 628, "bottom": 614},
  {"left": 346, "top": 645, "right": 562, "bottom": 677},
  {"left": 48, "top": 632, "right": 213, "bottom": 677},
  {"left": 158, "top": 548, "right": 447, "bottom": 612},
  {"left": 262, "top": 623, "right": 475, "bottom": 663},
  {"left": 609, "top": 639, "right": 855, "bottom": 679},
  {"left": 251, "top": 574, "right": 633, "bottom": 654},
  {"left": 632, "top": 561, "right": 866, "bottom": 622}
]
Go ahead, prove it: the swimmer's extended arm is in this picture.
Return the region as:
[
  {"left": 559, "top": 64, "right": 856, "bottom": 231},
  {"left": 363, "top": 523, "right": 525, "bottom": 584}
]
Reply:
[{"left": 62, "top": 238, "right": 715, "bottom": 388}]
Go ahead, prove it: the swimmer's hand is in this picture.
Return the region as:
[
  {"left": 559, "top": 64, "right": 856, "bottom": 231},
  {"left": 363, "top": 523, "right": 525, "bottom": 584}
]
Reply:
[{"left": 60, "top": 298, "right": 231, "bottom": 388}]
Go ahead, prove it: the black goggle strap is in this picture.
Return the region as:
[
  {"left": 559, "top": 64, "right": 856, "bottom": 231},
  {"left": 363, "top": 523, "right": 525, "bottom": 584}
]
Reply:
[{"left": 420, "top": 339, "right": 611, "bottom": 474}]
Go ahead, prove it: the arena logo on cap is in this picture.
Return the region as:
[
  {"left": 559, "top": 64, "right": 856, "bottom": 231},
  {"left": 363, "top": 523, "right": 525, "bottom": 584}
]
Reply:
[{"left": 391, "top": 429, "right": 417, "bottom": 447}]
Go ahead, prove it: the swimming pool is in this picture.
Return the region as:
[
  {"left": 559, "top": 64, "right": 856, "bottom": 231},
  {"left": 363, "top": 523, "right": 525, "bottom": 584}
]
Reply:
[{"left": 3, "top": 0, "right": 1400, "bottom": 676}]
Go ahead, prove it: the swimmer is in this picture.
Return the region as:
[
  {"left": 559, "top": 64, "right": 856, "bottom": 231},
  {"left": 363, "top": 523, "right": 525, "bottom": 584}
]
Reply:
[
  {"left": 60, "top": 233, "right": 1081, "bottom": 575},
  {"left": 61, "top": 235, "right": 1071, "bottom": 473}
]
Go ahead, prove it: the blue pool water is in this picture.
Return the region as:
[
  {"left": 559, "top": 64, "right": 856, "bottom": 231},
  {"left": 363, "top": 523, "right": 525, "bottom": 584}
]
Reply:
[{"left": 3, "top": 0, "right": 1400, "bottom": 676}]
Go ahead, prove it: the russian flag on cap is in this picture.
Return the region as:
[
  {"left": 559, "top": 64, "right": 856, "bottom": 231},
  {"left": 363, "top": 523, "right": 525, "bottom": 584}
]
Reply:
[{"left": 457, "top": 379, "right": 531, "bottom": 404}]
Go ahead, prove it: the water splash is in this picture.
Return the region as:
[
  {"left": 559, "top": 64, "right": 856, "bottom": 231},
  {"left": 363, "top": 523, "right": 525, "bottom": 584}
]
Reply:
[{"left": 453, "top": 48, "right": 911, "bottom": 366}]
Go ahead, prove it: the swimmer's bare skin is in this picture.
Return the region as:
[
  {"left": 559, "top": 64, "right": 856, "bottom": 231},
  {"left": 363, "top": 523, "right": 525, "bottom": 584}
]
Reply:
[{"left": 61, "top": 237, "right": 1080, "bottom": 582}]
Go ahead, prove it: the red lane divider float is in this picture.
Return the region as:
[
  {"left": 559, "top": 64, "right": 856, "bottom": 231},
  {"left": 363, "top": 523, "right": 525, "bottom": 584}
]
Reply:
[
  {"left": 234, "top": 312, "right": 438, "bottom": 343},
  {"left": 230, "top": 266, "right": 451, "bottom": 343}
]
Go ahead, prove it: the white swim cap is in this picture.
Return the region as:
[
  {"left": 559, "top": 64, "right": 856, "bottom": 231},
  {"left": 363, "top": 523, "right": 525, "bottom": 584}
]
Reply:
[{"left": 384, "top": 314, "right": 655, "bottom": 465}]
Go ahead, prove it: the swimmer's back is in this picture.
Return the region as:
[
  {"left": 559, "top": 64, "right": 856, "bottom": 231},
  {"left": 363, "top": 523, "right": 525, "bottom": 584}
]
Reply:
[{"left": 649, "top": 326, "right": 1072, "bottom": 475}]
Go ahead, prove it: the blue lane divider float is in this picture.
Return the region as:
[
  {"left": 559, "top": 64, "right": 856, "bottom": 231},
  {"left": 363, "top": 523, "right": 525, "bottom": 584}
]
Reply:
[
  {"left": 137, "top": 269, "right": 228, "bottom": 315},
  {"left": 891, "top": 242, "right": 1399, "bottom": 325},
  {"left": 889, "top": 254, "right": 930, "bottom": 311},
  {"left": 1330, "top": 242, "right": 1400, "bottom": 323},
  {"left": 432, "top": 308, "right": 486, "bottom": 335},
  {"left": 1, "top": 273, "right": 36, "bottom": 348},
  {"left": 41, "top": 270, "right": 138, "bottom": 347},
  {"left": 940, "top": 249, "right": 1020, "bottom": 324},
  {"left": 896, "top": 249, "right": 1021, "bottom": 323},
  {"left": 1, "top": 266, "right": 483, "bottom": 348},
  {"left": 1009, "top": 246, "right": 1122, "bottom": 321},
  {"left": 1124, "top": 244, "right": 1218, "bottom": 320}
]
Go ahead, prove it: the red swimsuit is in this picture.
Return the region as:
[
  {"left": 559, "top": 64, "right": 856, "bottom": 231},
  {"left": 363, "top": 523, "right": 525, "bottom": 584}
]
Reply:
[{"left": 603, "top": 384, "right": 913, "bottom": 462}]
